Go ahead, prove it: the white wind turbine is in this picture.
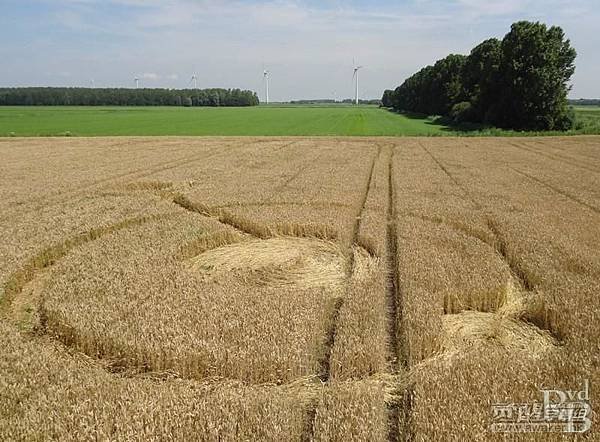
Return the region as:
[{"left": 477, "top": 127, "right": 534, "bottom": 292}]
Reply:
[
  {"left": 353, "top": 61, "right": 363, "bottom": 105},
  {"left": 134, "top": 77, "right": 140, "bottom": 89},
  {"left": 190, "top": 73, "right": 198, "bottom": 90},
  {"left": 263, "top": 68, "right": 270, "bottom": 104}
]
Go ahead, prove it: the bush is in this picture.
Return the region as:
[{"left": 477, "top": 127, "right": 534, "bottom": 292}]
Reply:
[
  {"left": 450, "top": 102, "right": 474, "bottom": 123},
  {"left": 554, "top": 106, "right": 578, "bottom": 131}
]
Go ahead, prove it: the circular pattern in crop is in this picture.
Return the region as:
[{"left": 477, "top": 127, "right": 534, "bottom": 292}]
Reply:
[
  {"left": 187, "top": 237, "right": 346, "bottom": 290},
  {"left": 35, "top": 214, "right": 348, "bottom": 383}
]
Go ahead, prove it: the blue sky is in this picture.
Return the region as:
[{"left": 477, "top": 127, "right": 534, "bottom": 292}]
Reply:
[{"left": 1, "top": 0, "right": 598, "bottom": 100}]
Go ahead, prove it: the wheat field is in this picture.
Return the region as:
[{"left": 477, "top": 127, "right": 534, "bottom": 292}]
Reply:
[{"left": 1, "top": 136, "right": 598, "bottom": 440}]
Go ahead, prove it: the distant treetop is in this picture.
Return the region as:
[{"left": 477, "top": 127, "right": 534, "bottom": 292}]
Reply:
[
  {"left": 383, "top": 21, "right": 577, "bottom": 131},
  {"left": 0, "top": 87, "right": 260, "bottom": 107}
]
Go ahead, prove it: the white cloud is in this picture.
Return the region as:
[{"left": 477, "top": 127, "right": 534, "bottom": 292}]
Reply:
[
  {"left": 455, "top": 0, "right": 527, "bottom": 17},
  {"left": 7, "top": 0, "right": 600, "bottom": 99}
]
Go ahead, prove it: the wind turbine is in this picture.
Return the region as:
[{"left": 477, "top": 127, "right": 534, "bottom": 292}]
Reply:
[
  {"left": 134, "top": 77, "right": 140, "bottom": 89},
  {"left": 190, "top": 73, "right": 198, "bottom": 90},
  {"left": 353, "top": 62, "right": 363, "bottom": 105},
  {"left": 263, "top": 68, "right": 270, "bottom": 104}
]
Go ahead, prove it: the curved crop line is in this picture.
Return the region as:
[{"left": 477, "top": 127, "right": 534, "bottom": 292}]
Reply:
[
  {"left": 172, "top": 192, "right": 342, "bottom": 242},
  {"left": 212, "top": 201, "right": 356, "bottom": 210},
  {"left": 410, "top": 146, "right": 563, "bottom": 338},
  {"left": 1, "top": 153, "right": 202, "bottom": 221},
  {"left": 1, "top": 213, "right": 177, "bottom": 315},
  {"left": 395, "top": 147, "right": 564, "bottom": 351},
  {"left": 0, "top": 210, "right": 330, "bottom": 387},
  {"left": 4, "top": 180, "right": 377, "bottom": 390},
  {"left": 403, "top": 212, "right": 559, "bottom": 334},
  {"left": 16, "top": 194, "right": 352, "bottom": 381},
  {"left": 0, "top": 139, "right": 250, "bottom": 223}
]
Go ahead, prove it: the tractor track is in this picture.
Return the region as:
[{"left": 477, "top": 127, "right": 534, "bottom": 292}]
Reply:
[
  {"left": 386, "top": 146, "right": 405, "bottom": 442},
  {"left": 304, "top": 143, "right": 381, "bottom": 442},
  {"left": 509, "top": 141, "right": 600, "bottom": 175},
  {"left": 511, "top": 167, "right": 600, "bottom": 215}
]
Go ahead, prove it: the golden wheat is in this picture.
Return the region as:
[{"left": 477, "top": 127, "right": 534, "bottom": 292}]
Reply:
[
  {"left": 1, "top": 136, "right": 598, "bottom": 440},
  {"left": 395, "top": 137, "right": 600, "bottom": 440}
]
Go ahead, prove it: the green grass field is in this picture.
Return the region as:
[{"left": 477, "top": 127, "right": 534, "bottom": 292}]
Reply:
[
  {"left": 1, "top": 105, "right": 599, "bottom": 137},
  {"left": 573, "top": 105, "right": 600, "bottom": 116},
  {"left": 0, "top": 105, "right": 449, "bottom": 137}
]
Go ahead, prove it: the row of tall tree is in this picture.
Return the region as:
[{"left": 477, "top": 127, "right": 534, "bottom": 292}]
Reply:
[
  {"left": 0, "top": 87, "right": 259, "bottom": 107},
  {"left": 382, "top": 21, "right": 577, "bottom": 130}
]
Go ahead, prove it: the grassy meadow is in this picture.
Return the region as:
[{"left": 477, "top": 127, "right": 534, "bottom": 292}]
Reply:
[
  {"left": 0, "top": 105, "right": 450, "bottom": 137},
  {"left": 573, "top": 105, "right": 600, "bottom": 131},
  {"left": 1, "top": 105, "right": 599, "bottom": 137}
]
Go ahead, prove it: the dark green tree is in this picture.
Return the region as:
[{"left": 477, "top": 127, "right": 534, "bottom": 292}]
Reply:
[
  {"left": 391, "top": 55, "right": 466, "bottom": 116},
  {"left": 428, "top": 54, "right": 467, "bottom": 115},
  {"left": 462, "top": 38, "right": 502, "bottom": 122},
  {"left": 387, "top": 21, "right": 577, "bottom": 131},
  {"left": 495, "top": 21, "right": 577, "bottom": 130},
  {"left": 381, "top": 89, "right": 394, "bottom": 108}
]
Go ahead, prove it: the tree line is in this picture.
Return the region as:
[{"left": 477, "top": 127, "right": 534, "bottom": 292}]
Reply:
[
  {"left": 569, "top": 99, "right": 600, "bottom": 106},
  {"left": 0, "top": 87, "right": 259, "bottom": 107},
  {"left": 382, "top": 21, "right": 577, "bottom": 131}
]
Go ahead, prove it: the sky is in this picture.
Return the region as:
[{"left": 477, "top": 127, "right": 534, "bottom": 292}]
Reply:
[{"left": 1, "top": 0, "right": 598, "bottom": 101}]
